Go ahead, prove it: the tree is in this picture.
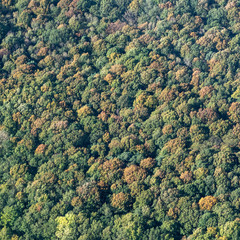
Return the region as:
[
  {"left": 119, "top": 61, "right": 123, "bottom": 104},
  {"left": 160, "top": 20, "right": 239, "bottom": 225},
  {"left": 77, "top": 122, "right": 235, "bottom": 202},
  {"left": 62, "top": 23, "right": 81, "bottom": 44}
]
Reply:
[
  {"left": 55, "top": 212, "right": 77, "bottom": 240},
  {"left": 199, "top": 196, "right": 217, "bottom": 211},
  {"left": 111, "top": 192, "right": 130, "bottom": 211},
  {"left": 123, "top": 165, "right": 146, "bottom": 184},
  {"left": 219, "top": 219, "right": 240, "bottom": 240}
]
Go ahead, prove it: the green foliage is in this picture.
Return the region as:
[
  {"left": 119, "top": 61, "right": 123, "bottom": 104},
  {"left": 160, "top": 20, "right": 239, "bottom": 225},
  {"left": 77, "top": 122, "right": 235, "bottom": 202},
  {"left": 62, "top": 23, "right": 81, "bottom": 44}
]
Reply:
[{"left": 0, "top": 0, "right": 240, "bottom": 239}]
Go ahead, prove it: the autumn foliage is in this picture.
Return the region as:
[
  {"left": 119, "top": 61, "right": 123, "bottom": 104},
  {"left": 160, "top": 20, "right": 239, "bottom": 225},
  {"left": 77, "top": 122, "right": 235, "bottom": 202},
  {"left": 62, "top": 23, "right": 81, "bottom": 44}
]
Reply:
[
  {"left": 199, "top": 196, "right": 217, "bottom": 211},
  {"left": 0, "top": 0, "right": 240, "bottom": 239}
]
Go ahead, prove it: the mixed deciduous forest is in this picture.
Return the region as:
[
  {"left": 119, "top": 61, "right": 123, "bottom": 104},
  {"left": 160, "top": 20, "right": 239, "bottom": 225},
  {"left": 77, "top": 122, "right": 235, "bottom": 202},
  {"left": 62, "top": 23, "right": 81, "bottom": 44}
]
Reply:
[{"left": 0, "top": 0, "right": 240, "bottom": 239}]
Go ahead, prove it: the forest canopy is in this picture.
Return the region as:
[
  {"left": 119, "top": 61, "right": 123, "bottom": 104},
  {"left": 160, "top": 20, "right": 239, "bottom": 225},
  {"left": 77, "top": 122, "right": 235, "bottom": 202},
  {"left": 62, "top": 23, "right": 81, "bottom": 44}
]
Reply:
[{"left": 0, "top": 0, "right": 240, "bottom": 239}]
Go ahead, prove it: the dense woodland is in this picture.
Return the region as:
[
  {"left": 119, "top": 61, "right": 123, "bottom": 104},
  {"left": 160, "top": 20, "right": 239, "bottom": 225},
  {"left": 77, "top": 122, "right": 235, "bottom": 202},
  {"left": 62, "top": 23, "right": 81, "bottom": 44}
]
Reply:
[{"left": 0, "top": 0, "right": 240, "bottom": 239}]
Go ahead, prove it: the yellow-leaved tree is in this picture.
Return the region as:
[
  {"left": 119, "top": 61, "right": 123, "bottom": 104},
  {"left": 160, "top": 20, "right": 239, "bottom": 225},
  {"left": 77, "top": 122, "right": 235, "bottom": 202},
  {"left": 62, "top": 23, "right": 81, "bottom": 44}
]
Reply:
[{"left": 55, "top": 212, "right": 77, "bottom": 240}]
